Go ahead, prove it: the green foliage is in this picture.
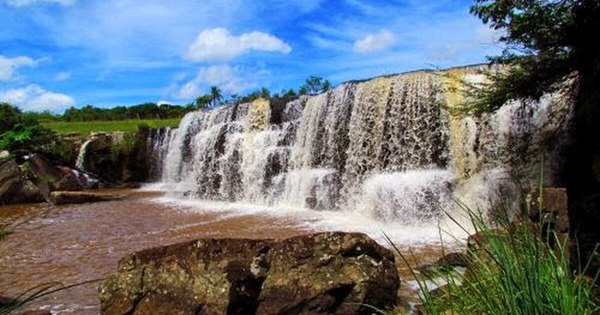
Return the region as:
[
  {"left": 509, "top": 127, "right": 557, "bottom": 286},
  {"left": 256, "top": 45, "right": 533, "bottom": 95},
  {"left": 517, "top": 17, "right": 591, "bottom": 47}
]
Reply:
[
  {"left": 1, "top": 103, "right": 27, "bottom": 131},
  {"left": 299, "top": 76, "right": 331, "bottom": 96},
  {"left": 469, "top": 0, "right": 600, "bottom": 276},
  {"left": 191, "top": 77, "right": 329, "bottom": 108},
  {"left": 259, "top": 87, "right": 270, "bottom": 99},
  {"left": 194, "top": 94, "right": 212, "bottom": 109},
  {"left": 110, "top": 133, "right": 136, "bottom": 159},
  {"left": 0, "top": 224, "right": 12, "bottom": 241},
  {"left": 25, "top": 102, "right": 192, "bottom": 123},
  {"left": 41, "top": 119, "right": 180, "bottom": 135},
  {"left": 0, "top": 103, "right": 64, "bottom": 159},
  {"left": 390, "top": 206, "right": 599, "bottom": 315},
  {"left": 0, "top": 280, "right": 101, "bottom": 315},
  {"left": 467, "top": 0, "right": 600, "bottom": 114},
  {"left": 210, "top": 85, "right": 223, "bottom": 107},
  {"left": 137, "top": 122, "right": 150, "bottom": 132}
]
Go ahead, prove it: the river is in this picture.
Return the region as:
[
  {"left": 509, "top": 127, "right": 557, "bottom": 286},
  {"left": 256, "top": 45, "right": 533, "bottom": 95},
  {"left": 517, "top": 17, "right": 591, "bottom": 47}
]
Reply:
[{"left": 0, "top": 188, "right": 454, "bottom": 314}]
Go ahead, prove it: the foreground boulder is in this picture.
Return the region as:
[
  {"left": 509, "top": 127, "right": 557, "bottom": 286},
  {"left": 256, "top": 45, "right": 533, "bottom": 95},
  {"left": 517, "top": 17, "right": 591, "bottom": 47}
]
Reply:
[
  {"left": 50, "top": 191, "right": 125, "bottom": 205},
  {"left": 0, "top": 158, "right": 44, "bottom": 205},
  {"left": 99, "top": 232, "right": 399, "bottom": 315}
]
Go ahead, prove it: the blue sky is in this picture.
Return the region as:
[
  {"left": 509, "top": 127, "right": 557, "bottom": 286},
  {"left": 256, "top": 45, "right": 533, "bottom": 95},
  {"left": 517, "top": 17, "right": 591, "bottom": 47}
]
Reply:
[{"left": 0, "top": 0, "right": 501, "bottom": 113}]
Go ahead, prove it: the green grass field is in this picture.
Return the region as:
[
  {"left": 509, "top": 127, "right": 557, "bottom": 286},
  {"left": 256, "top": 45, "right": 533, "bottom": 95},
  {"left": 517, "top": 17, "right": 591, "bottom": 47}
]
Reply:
[{"left": 42, "top": 118, "right": 180, "bottom": 135}]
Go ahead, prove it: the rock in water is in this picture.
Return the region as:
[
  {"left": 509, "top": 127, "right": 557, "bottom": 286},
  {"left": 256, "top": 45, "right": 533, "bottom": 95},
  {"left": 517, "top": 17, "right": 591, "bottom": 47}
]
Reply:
[
  {"left": 50, "top": 191, "right": 124, "bottom": 205},
  {"left": 99, "top": 232, "right": 399, "bottom": 315},
  {"left": 0, "top": 158, "right": 44, "bottom": 205}
]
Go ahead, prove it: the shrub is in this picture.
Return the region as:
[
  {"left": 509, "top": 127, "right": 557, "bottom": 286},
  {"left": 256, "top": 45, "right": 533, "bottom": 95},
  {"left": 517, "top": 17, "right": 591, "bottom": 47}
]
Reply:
[{"left": 388, "top": 205, "right": 599, "bottom": 315}]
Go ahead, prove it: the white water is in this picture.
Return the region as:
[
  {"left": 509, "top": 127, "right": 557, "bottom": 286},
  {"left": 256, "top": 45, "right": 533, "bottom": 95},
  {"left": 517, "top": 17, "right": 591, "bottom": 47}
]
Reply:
[
  {"left": 147, "top": 127, "right": 175, "bottom": 181},
  {"left": 148, "top": 65, "right": 573, "bottom": 243},
  {"left": 75, "top": 139, "right": 93, "bottom": 171}
]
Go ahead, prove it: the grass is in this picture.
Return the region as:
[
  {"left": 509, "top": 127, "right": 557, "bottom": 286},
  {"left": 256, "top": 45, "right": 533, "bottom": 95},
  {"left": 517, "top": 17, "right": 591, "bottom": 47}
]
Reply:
[
  {"left": 0, "top": 224, "right": 12, "bottom": 241},
  {"left": 386, "top": 202, "right": 599, "bottom": 315},
  {"left": 0, "top": 280, "right": 102, "bottom": 315},
  {"left": 41, "top": 118, "right": 180, "bottom": 135}
]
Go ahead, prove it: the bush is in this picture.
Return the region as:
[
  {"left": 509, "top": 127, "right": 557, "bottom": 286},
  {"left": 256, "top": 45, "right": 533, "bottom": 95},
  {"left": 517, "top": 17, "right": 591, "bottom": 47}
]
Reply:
[{"left": 389, "top": 205, "right": 599, "bottom": 315}]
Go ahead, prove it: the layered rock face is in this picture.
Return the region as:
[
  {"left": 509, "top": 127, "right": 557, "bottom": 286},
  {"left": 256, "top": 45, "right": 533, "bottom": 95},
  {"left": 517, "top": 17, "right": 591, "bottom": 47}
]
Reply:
[
  {"left": 99, "top": 232, "right": 399, "bottom": 315},
  {"left": 75, "top": 131, "right": 151, "bottom": 184}
]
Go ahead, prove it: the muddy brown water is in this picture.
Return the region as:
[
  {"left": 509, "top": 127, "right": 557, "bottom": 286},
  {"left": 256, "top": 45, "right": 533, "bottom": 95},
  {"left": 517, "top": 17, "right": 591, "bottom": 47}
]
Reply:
[{"left": 0, "top": 189, "right": 447, "bottom": 314}]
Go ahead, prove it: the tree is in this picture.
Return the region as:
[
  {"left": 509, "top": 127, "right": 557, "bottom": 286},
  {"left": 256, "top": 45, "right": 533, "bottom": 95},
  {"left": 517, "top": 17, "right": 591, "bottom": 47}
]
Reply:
[
  {"left": 210, "top": 86, "right": 223, "bottom": 107},
  {"left": 194, "top": 95, "right": 212, "bottom": 110},
  {"left": 467, "top": 0, "right": 600, "bottom": 114},
  {"left": 283, "top": 88, "right": 297, "bottom": 99},
  {"left": 470, "top": 0, "right": 600, "bottom": 270},
  {"left": 260, "top": 87, "right": 270, "bottom": 99},
  {"left": 299, "top": 76, "right": 331, "bottom": 95},
  {"left": 0, "top": 103, "right": 64, "bottom": 162}
]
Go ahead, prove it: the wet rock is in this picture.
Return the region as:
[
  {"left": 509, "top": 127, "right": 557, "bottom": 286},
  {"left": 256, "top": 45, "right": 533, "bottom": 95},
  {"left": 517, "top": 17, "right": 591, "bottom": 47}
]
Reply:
[
  {"left": 435, "top": 252, "right": 470, "bottom": 269},
  {"left": 527, "top": 187, "right": 569, "bottom": 233},
  {"left": 99, "top": 232, "right": 399, "bottom": 315},
  {"left": 80, "top": 132, "right": 151, "bottom": 184},
  {"left": 0, "top": 158, "right": 44, "bottom": 205},
  {"left": 417, "top": 252, "right": 470, "bottom": 278},
  {"left": 27, "top": 155, "right": 84, "bottom": 194},
  {"left": 50, "top": 191, "right": 125, "bottom": 205}
]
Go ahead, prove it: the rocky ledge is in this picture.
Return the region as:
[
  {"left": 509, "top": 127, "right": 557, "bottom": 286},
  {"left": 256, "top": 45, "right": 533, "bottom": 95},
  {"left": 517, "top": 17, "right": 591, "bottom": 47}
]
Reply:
[{"left": 99, "top": 232, "right": 399, "bottom": 315}]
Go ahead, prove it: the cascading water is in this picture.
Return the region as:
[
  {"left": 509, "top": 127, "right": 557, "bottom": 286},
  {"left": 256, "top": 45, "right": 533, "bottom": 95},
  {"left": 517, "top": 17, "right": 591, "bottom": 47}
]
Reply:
[
  {"left": 148, "top": 65, "right": 573, "bottom": 233},
  {"left": 75, "top": 139, "right": 93, "bottom": 171},
  {"left": 147, "top": 127, "right": 175, "bottom": 181}
]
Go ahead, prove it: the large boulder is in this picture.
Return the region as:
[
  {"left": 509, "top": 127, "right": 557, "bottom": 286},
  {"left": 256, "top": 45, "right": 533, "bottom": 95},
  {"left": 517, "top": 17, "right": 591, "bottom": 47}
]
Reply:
[
  {"left": 0, "top": 158, "right": 44, "bottom": 205},
  {"left": 99, "top": 232, "right": 399, "bottom": 315}
]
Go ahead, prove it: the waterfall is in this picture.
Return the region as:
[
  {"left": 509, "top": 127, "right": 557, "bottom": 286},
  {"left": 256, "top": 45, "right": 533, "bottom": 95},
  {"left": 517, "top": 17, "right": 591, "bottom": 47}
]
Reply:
[
  {"left": 75, "top": 139, "right": 93, "bottom": 171},
  {"left": 147, "top": 127, "right": 175, "bottom": 181},
  {"left": 147, "top": 65, "right": 573, "bottom": 224}
]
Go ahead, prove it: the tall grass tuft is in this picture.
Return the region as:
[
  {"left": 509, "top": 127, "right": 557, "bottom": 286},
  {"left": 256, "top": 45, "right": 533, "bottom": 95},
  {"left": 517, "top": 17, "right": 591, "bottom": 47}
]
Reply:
[
  {"left": 0, "top": 279, "right": 102, "bottom": 315},
  {"left": 388, "top": 203, "right": 599, "bottom": 315},
  {"left": 0, "top": 224, "right": 12, "bottom": 241},
  {"left": 0, "top": 283, "right": 62, "bottom": 315}
]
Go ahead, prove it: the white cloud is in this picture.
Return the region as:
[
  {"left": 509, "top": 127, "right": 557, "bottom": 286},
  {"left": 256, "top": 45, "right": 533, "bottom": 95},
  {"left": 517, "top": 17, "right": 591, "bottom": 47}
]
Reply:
[
  {"left": 0, "top": 84, "right": 75, "bottom": 112},
  {"left": 5, "top": 0, "right": 75, "bottom": 6},
  {"left": 353, "top": 29, "right": 396, "bottom": 53},
  {"left": 53, "top": 71, "right": 71, "bottom": 81},
  {"left": 0, "top": 55, "right": 38, "bottom": 81},
  {"left": 177, "top": 64, "right": 256, "bottom": 99},
  {"left": 185, "top": 28, "right": 292, "bottom": 62}
]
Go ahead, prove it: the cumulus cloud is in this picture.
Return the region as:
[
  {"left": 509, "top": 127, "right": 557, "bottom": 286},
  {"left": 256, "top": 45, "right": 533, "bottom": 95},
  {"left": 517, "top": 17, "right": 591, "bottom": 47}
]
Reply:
[
  {"left": 0, "top": 55, "right": 38, "bottom": 81},
  {"left": 353, "top": 29, "right": 396, "bottom": 53},
  {"left": 177, "top": 64, "right": 255, "bottom": 99},
  {"left": 185, "top": 28, "right": 292, "bottom": 62},
  {"left": 5, "top": 0, "right": 75, "bottom": 6},
  {"left": 0, "top": 84, "right": 75, "bottom": 112}
]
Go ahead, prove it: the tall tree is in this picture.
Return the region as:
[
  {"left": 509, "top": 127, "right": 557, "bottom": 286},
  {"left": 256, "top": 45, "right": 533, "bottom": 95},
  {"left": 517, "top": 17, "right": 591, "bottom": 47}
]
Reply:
[
  {"left": 210, "top": 86, "right": 223, "bottom": 107},
  {"left": 470, "top": 0, "right": 600, "bottom": 269}
]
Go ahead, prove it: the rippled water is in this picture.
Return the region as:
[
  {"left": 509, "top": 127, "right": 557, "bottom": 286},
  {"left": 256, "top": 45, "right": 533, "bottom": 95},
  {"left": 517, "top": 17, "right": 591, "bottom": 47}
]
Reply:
[{"left": 0, "top": 189, "right": 452, "bottom": 314}]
